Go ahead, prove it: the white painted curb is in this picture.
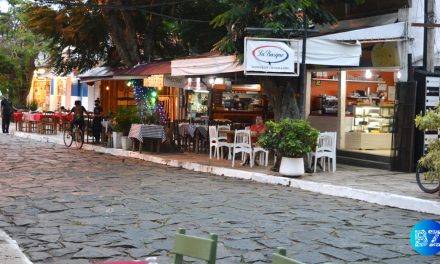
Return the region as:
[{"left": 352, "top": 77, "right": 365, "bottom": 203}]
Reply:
[
  {"left": 11, "top": 131, "right": 440, "bottom": 216},
  {"left": 0, "top": 229, "right": 33, "bottom": 264}
]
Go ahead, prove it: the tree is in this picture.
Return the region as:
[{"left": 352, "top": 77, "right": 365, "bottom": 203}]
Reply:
[
  {"left": 211, "top": 0, "right": 364, "bottom": 122},
  {"left": 0, "top": 0, "right": 48, "bottom": 104},
  {"left": 25, "top": 0, "right": 230, "bottom": 74},
  {"left": 211, "top": 0, "right": 364, "bottom": 170}
]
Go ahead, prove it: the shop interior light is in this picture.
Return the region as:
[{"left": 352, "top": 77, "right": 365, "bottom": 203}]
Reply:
[
  {"left": 106, "top": 86, "right": 109, "bottom": 90},
  {"left": 209, "top": 78, "right": 215, "bottom": 84},
  {"left": 158, "top": 86, "right": 162, "bottom": 90},
  {"left": 365, "top": 70, "right": 372, "bottom": 78},
  {"left": 397, "top": 71, "right": 401, "bottom": 78}
]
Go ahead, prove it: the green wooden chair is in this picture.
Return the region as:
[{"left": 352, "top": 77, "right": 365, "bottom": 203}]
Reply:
[
  {"left": 272, "top": 247, "right": 332, "bottom": 264},
  {"left": 171, "top": 228, "right": 218, "bottom": 264}
]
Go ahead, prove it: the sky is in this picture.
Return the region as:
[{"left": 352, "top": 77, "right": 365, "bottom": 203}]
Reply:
[{"left": 0, "top": 0, "right": 9, "bottom": 12}]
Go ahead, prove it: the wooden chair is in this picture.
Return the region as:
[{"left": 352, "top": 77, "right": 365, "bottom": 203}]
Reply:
[
  {"left": 41, "top": 112, "right": 57, "bottom": 134},
  {"left": 173, "top": 120, "right": 186, "bottom": 150},
  {"left": 171, "top": 228, "right": 218, "bottom": 264},
  {"left": 272, "top": 247, "right": 332, "bottom": 264},
  {"left": 164, "top": 118, "right": 171, "bottom": 129}
]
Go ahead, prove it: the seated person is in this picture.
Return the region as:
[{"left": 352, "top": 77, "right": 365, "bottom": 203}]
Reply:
[{"left": 242, "top": 116, "right": 266, "bottom": 166}]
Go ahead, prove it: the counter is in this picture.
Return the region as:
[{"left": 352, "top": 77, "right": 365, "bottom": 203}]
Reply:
[
  {"left": 345, "top": 132, "right": 392, "bottom": 150},
  {"left": 307, "top": 115, "right": 353, "bottom": 134}
]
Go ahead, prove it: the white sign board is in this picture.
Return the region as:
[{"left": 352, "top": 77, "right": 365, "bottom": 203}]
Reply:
[
  {"left": 164, "top": 74, "right": 185, "bottom": 88},
  {"left": 244, "top": 38, "right": 299, "bottom": 76},
  {"left": 143, "top": 75, "right": 164, "bottom": 87}
]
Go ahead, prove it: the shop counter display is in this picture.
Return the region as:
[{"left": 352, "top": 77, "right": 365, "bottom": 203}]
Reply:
[{"left": 345, "top": 132, "right": 392, "bottom": 150}]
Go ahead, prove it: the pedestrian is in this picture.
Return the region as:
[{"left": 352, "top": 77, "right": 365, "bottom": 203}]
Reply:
[
  {"left": 92, "top": 98, "right": 103, "bottom": 143},
  {"left": 1, "top": 93, "right": 18, "bottom": 135}
]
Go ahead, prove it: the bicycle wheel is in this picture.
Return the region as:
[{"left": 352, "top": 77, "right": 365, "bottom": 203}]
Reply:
[
  {"left": 416, "top": 163, "right": 440, "bottom": 193},
  {"left": 75, "top": 129, "right": 84, "bottom": 149},
  {"left": 63, "top": 129, "right": 73, "bottom": 147}
]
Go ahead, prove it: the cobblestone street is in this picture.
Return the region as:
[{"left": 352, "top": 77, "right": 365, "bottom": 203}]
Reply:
[{"left": 0, "top": 135, "right": 439, "bottom": 264}]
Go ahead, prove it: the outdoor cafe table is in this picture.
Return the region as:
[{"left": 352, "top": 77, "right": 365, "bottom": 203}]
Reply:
[
  {"left": 128, "top": 124, "right": 166, "bottom": 154},
  {"left": 179, "top": 124, "right": 208, "bottom": 154},
  {"left": 218, "top": 130, "right": 262, "bottom": 143}
]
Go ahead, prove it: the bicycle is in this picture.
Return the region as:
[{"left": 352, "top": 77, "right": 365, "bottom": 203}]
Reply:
[
  {"left": 416, "top": 162, "right": 440, "bottom": 193},
  {"left": 63, "top": 124, "right": 84, "bottom": 149}
]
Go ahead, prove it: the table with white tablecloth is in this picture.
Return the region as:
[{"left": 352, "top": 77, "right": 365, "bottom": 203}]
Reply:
[{"left": 128, "top": 124, "right": 166, "bottom": 153}]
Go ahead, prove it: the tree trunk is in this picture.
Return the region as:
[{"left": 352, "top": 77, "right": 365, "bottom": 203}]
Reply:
[
  {"left": 16, "top": 54, "right": 37, "bottom": 106},
  {"left": 99, "top": 0, "right": 137, "bottom": 67},
  {"left": 254, "top": 76, "right": 301, "bottom": 171},
  {"left": 255, "top": 76, "right": 300, "bottom": 121},
  {"left": 144, "top": 14, "right": 162, "bottom": 61}
]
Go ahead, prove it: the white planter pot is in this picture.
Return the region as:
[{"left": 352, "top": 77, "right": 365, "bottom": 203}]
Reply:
[
  {"left": 112, "top": 132, "right": 123, "bottom": 149},
  {"left": 279, "top": 157, "right": 304, "bottom": 176},
  {"left": 121, "top": 136, "right": 133, "bottom": 151}
]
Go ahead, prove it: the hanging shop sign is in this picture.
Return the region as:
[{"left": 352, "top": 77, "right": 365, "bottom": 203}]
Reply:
[
  {"left": 244, "top": 38, "right": 299, "bottom": 77},
  {"left": 164, "top": 74, "right": 185, "bottom": 88},
  {"left": 143, "top": 75, "right": 164, "bottom": 87},
  {"left": 360, "top": 41, "right": 401, "bottom": 67},
  {"left": 183, "top": 78, "right": 207, "bottom": 90}
]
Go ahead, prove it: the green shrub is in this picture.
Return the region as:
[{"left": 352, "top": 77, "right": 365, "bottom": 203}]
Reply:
[{"left": 257, "top": 119, "right": 319, "bottom": 158}]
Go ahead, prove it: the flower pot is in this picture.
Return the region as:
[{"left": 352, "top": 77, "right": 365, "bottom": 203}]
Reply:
[
  {"left": 112, "top": 132, "right": 123, "bottom": 149},
  {"left": 279, "top": 157, "right": 304, "bottom": 176},
  {"left": 121, "top": 136, "right": 133, "bottom": 151}
]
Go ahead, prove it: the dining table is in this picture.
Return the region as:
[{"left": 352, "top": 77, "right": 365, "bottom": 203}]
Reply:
[
  {"left": 128, "top": 124, "right": 166, "bottom": 154},
  {"left": 179, "top": 124, "right": 209, "bottom": 154},
  {"left": 217, "top": 130, "right": 262, "bottom": 143}
]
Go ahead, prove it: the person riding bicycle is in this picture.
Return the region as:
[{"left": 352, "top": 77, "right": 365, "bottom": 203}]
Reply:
[{"left": 68, "top": 100, "right": 88, "bottom": 134}]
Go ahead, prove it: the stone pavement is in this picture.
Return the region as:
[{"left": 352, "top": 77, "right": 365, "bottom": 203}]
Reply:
[
  {"left": 1, "top": 134, "right": 440, "bottom": 263},
  {"left": 9, "top": 123, "right": 440, "bottom": 215}
]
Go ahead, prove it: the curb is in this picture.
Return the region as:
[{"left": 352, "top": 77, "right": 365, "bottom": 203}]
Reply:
[
  {"left": 12, "top": 131, "right": 440, "bottom": 216},
  {"left": 0, "top": 229, "right": 33, "bottom": 264}
]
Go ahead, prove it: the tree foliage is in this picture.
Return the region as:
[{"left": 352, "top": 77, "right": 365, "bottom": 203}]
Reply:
[
  {"left": 211, "top": 0, "right": 365, "bottom": 61},
  {"left": 0, "top": 0, "right": 48, "bottom": 104},
  {"left": 24, "top": 0, "right": 230, "bottom": 75},
  {"left": 415, "top": 104, "right": 440, "bottom": 182}
]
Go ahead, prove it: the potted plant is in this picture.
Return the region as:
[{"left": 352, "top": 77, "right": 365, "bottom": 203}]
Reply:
[
  {"left": 257, "top": 119, "right": 319, "bottom": 176},
  {"left": 110, "top": 107, "right": 139, "bottom": 150}
]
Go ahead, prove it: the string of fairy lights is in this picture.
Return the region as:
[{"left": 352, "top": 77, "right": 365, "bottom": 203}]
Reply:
[{"left": 130, "top": 79, "right": 166, "bottom": 124}]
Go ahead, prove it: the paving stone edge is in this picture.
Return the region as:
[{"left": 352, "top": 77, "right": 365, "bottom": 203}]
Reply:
[{"left": 11, "top": 131, "right": 440, "bottom": 216}]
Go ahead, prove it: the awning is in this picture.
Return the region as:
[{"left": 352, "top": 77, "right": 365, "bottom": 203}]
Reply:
[
  {"left": 296, "top": 39, "right": 362, "bottom": 66},
  {"left": 113, "top": 61, "right": 171, "bottom": 80},
  {"left": 171, "top": 55, "right": 243, "bottom": 76},
  {"left": 314, "top": 13, "right": 399, "bottom": 35},
  {"left": 314, "top": 22, "right": 406, "bottom": 42}
]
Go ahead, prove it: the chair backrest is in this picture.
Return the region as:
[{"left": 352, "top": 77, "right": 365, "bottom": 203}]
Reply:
[
  {"left": 217, "top": 125, "right": 230, "bottom": 141},
  {"left": 209, "top": 126, "right": 217, "bottom": 143},
  {"left": 234, "top": 129, "right": 251, "bottom": 148},
  {"left": 272, "top": 248, "right": 306, "bottom": 264},
  {"left": 173, "top": 120, "right": 180, "bottom": 138},
  {"left": 172, "top": 228, "right": 218, "bottom": 264},
  {"left": 316, "top": 132, "right": 335, "bottom": 153}
]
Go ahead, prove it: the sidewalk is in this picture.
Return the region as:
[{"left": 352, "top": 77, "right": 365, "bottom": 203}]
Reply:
[
  {"left": 0, "top": 229, "right": 32, "bottom": 264},
  {"left": 7, "top": 123, "right": 440, "bottom": 216}
]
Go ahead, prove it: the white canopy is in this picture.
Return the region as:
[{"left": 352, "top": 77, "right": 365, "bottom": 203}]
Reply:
[
  {"left": 172, "top": 39, "right": 362, "bottom": 76},
  {"left": 314, "top": 22, "right": 406, "bottom": 42},
  {"left": 296, "top": 39, "right": 361, "bottom": 66},
  {"left": 171, "top": 56, "right": 243, "bottom": 76}
]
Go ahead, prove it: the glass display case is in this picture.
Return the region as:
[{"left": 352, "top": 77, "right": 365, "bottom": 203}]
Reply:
[{"left": 352, "top": 105, "right": 394, "bottom": 133}]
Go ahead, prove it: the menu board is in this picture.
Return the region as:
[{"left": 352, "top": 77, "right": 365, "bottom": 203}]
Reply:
[{"left": 214, "top": 90, "right": 222, "bottom": 104}]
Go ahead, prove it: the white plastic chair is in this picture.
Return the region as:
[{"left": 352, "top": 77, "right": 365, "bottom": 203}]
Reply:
[
  {"left": 216, "top": 125, "right": 232, "bottom": 159},
  {"left": 232, "top": 129, "right": 253, "bottom": 168},
  {"left": 209, "top": 126, "right": 232, "bottom": 160},
  {"left": 253, "top": 146, "right": 269, "bottom": 166},
  {"left": 308, "top": 132, "right": 337, "bottom": 173}
]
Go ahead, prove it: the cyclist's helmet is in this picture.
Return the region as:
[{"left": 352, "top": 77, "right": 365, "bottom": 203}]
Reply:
[{"left": 74, "top": 100, "right": 82, "bottom": 106}]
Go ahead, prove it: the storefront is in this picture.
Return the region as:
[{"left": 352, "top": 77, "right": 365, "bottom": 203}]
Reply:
[
  {"left": 306, "top": 68, "right": 399, "bottom": 152},
  {"left": 211, "top": 83, "right": 274, "bottom": 121},
  {"left": 31, "top": 77, "right": 51, "bottom": 110}
]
